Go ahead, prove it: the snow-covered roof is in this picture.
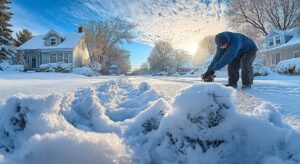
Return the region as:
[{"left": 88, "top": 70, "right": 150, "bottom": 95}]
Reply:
[
  {"left": 17, "top": 31, "right": 84, "bottom": 50},
  {"left": 261, "top": 27, "right": 300, "bottom": 53}
]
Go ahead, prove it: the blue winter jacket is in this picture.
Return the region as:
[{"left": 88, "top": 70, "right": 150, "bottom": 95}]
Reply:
[{"left": 208, "top": 32, "right": 258, "bottom": 70}]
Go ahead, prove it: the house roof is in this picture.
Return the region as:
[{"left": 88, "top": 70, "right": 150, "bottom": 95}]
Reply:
[
  {"left": 17, "top": 30, "right": 84, "bottom": 50},
  {"left": 261, "top": 27, "right": 300, "bottom": 53}
]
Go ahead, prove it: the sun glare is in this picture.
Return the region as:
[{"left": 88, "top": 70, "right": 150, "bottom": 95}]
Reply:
[{"left": 185, "top": 42, "right": 199, "bottom": 55}]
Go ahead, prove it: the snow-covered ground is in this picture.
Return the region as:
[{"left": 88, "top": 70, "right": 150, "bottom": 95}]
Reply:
[{"left": 0, "top": 71, "right": 300, "bottom": 164}]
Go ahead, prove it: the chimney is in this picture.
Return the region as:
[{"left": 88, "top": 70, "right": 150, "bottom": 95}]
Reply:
[{"left": 78, "top": 26, "right": 83, "bottom": 33}]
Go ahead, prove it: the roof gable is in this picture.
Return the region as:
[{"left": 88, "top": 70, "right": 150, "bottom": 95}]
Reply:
[
  {"left": 42, "top": 29, "right": 64, "bottom": 40},
  {"left": 267, "top": 29, "right": 284, "bottom": 38},
  {"left": 17, "top": 31, "right": 84, "bottom": 50}
]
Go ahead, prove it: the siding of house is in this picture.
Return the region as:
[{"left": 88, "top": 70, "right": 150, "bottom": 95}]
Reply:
[
  {"left": 41, "top": 51, "right": 73, "bottom": 64},
  {"left": 44, "top": 32, "right": 63, "bottom": 46},
  {"left": 72, "top": 38, "right": 89, "bottom": 67},
  {"left": 263, "top": 44, "right": 300, "bottom": 67},
  {"left": 265, "top": 32, "right": 285, "bottom": 49}
]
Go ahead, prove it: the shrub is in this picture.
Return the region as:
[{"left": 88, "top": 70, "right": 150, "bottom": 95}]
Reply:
[
  {"left": 275, "top": 58, "right": 300, "bottom": 75},
  {"left": 39, "top": 63, "right": 73, "bottom": 73}
]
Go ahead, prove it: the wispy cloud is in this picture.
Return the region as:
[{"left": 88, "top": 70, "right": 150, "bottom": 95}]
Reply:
[
  {"left": 68, "top": 0, "right": 229, "bottom": 50},
  {"left": 11, "top": 0, "right": 228, "bottom": 51}
]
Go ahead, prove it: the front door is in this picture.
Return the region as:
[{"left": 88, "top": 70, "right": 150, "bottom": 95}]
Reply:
[{"left": 31, "top": 55, "right": 37, "bottom": 69}]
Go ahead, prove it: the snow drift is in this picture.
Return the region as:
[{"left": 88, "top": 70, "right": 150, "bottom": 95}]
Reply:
[{"left": 0, "top": 79, "right": 299, "bottom": 164}]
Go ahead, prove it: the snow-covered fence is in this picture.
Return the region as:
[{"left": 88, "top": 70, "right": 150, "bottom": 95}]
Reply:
[
  {"left": 39, "top": 63, "right": 73, "bottom": 73},
  {"left": 275, "top": 58, "right": 300, "bottom": 75}
]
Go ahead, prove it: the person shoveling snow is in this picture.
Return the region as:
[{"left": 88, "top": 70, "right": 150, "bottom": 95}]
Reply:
[{"left": 202, "top": 32, "right": 258, "bottom": 89}]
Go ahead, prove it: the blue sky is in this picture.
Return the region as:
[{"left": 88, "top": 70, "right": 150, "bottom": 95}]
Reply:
[
  {"left": 11, "top": 0, "right": 227, "bottom": 69},
  {"left": 11, "top": 0, "right": 153, "bottom": 69}
]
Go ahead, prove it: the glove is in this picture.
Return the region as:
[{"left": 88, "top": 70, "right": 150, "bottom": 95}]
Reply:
[{"left": 202, "top": 70, "right": 215, "bottom": 80}]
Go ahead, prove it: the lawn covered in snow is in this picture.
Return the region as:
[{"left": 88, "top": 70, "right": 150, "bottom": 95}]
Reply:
[{"left": 0, "top": 71, "right": 300, "bottom": 164}]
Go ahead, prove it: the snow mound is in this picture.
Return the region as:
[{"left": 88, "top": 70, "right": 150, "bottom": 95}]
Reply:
[
  {"left": 0, "top": 90, "right": 132, "bottom": 163},
  {"left": 62, "top": 88, "right": 120, "bottom": 133},
  {"left": 275, "top": 58, "right": 300, "bottom": 74},
  {"left": 126, "top": 83, "right": 300, "bottom": 164},
  {"left": 0, "top": 79, "right": 300, "bottom": 164},
  {"left": 96, "top": 80, "right": 161, "bottom": 122},
  {"left": 8, "top": 131, "right": 132, "bottom": 164},
  {"left": 253, "top": 58, "right": 272, "bottom": 76},
  {"left": 0, "top": 95, "right": 71, "bottom": 153}
]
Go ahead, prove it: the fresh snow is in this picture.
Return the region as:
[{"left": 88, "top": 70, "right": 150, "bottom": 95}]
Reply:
[
  {"left": 17, "top": 32, "right": 84, "bottom": 50},
  {"left": 0, "top": 71, "right": 300, "bottom": 163},
  {"left": 275, "top": 58, "right": 300, "bottom": 73}
]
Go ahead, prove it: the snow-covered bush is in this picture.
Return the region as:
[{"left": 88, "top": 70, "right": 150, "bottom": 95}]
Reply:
[
  {"left": 253, "top": 58, "right": 272, "bottom": 76},
  {"left": 0, "top": 62, "right": 9, "bottom": 71},
  {"left": 73, "top": 66, "right": 95, "bottom": 76},
  {"left": 275, "top": 58, "right": 300, "bottom": 75},
  {"left": 0, "top": 62, "right": 24, "bottom": 71},
  {"left": 88, "top": 61, "right": 102, "bottom": 75},
  {"left": 39, "top": 63, "right": 73, "bottom": 73}
]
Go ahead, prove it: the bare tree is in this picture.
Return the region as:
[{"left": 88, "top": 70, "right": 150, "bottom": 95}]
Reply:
[
  {"left": 229, "top": 0, "right": 268, "bottom": 36},
  {"left": 102, "top": 47, "right": 131, "bottom": 74},
  {"left": 265, "top": 0, "right": 300, "bottom": 31},
  {"left": 229, "top": 0, "right": 300, "bottom": 36},
  {"left": 83, "top": 18, "right": 136, "bottom": 74},
  {"left": 148, "top": 41, "right": 175, "bottom": 73},
  {"left": 148, "top": 41, "right": 191, "bottom": 74},
  {"left": 235, "top": 24, "right": 265, "bottom": 42},
  {"left": 173, "top": 50, "right": 191, "bottom": 72}
]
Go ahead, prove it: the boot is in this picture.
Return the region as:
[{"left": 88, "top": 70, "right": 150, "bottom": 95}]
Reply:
[
  {"left": 241, "top": 85, "right": 251, "bottom": 90},
  {"left": 225, "top": 84, "right": 237, "bottom": 89}
]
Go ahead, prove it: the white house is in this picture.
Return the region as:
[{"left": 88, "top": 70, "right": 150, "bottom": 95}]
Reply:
[
  {"left": 260, "top": 27, "right": 300, "bottom": 68},
  {"left": 17, "top": 29, "right": 90, "bottom": 71}
]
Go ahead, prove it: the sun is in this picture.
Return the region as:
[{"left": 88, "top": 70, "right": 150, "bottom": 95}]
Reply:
[{"left": 185, "top": 42, "right": 199, "bottom": 55}]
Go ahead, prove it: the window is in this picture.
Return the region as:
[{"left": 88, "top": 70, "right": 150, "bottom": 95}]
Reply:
[
  {"left": 275, "top": 36, "right": 281, "bottom": 45},
  {"left": 268, "top": 38, "right": 274, "bottom": 47},
  {"left": 49, "top": 52, "right": 70, "bottom": 63},
  {"left": 294, "top": 51, "right": 300, "bottom": 58},
  {"left": 50, "top": 53, "right": 56, "bottom": 63},
  {"left": 271, "top": 53, "right": 281, "bottom": 65},
  {"left": 63, "top": 53, "right": 69, "bottom": 63},
  {"left": 50, "top": 37, "right": 56, "bottom": 45},
  {"left": 57, "top": 53, "right": 63, "bottom": 62}
]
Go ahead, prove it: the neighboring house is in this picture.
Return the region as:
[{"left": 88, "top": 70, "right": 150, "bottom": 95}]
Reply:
[
  {"left": 16, "top": 29, "right": 89, "bottom": 71},
  {"left": 260, "top": 27, "right": 300, "bottom": 68}
]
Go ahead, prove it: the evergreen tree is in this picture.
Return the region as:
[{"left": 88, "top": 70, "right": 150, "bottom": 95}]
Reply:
[
  {"left": 0, "top": 0, "right": 14, "bottom": 59},
  {"left": 15, "top": 29, "right": 32, "bottom": 47},
  {"left": 0, "top": 0, "right": 13, "bottom": 44}
]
